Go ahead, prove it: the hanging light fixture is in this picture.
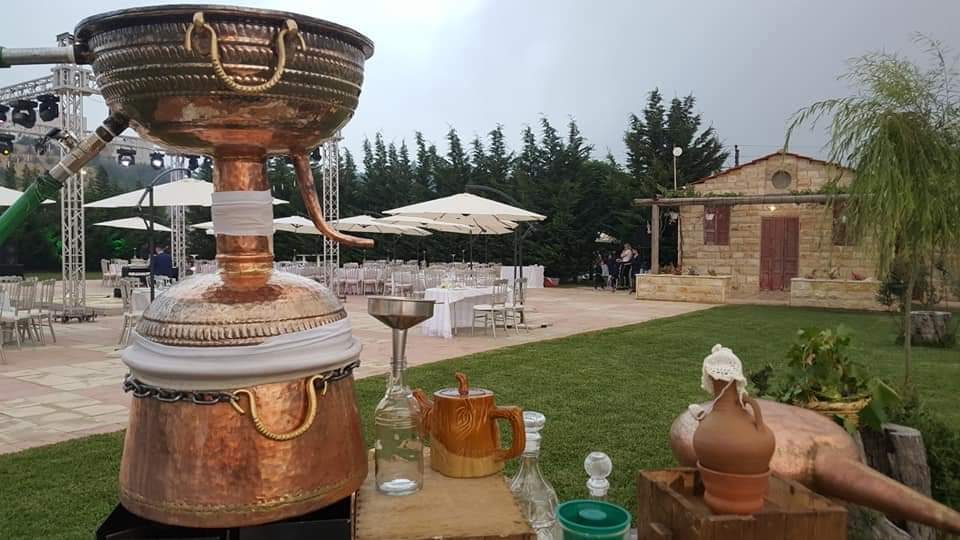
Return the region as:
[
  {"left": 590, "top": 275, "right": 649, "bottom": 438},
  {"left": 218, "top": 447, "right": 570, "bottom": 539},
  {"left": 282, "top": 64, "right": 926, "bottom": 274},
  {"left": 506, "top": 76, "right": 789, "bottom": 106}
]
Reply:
[
  {"left": 0, "top": 104, "right": 8, "bottom": 124},
  {"left": 36, "top": 94, "right": 60, "bottom": 122},
  {"left": 10, "top": 100, "right": 37, "bottom": 129},
  {"left": 117, "top": 148, "right": 137, "bottom": 167},
  {"left": 149, "top": 151, "right": 165, "bottom": 170},
  {"left": 187, "top": 155, "right": 200, "bottom": 171},
  {"left": 0, "top": 133, "right": 14, "bottom": 156},
  {"left": 309, "top": 146, "right": 322, "bottom": 166}
]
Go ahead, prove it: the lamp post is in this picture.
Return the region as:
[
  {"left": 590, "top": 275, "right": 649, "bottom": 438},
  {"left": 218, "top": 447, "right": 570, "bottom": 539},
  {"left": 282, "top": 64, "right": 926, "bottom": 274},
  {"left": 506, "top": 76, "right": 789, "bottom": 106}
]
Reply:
[
  {"left": 137, "top": 167, "right": 191, "bottom": 302},
  {"left": 672, "top": 146, "right": 683, "bottom": 267}
]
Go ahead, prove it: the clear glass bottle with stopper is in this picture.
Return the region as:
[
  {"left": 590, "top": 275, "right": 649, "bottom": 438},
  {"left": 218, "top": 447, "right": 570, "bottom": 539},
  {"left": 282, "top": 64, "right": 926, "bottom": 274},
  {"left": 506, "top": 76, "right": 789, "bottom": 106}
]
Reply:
[
  {"left": 368, "top": 297, "right": 435, "bottom": 496},
  {"left": 584, "top": 451, "right": 612, "bottom": 500},
  {"left": 510, "top": 411, "right": 560, "bottom": 539}
]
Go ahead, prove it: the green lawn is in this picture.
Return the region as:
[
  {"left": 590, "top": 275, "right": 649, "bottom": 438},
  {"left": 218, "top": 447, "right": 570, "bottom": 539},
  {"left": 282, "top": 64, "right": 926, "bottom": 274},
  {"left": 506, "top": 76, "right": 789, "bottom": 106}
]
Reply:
[{"left": 0, "top": 305, "right": 957, "bottom": 539}]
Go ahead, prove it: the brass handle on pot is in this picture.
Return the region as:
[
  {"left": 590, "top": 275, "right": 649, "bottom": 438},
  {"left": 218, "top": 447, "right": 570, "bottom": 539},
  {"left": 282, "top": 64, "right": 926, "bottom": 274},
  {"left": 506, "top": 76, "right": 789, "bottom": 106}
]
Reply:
[
  {"left": 184, "top": 11, "right": 306, "bottom": 94},
  {"left": 230, "top": 374, "right": 327, "bottom": 441}
]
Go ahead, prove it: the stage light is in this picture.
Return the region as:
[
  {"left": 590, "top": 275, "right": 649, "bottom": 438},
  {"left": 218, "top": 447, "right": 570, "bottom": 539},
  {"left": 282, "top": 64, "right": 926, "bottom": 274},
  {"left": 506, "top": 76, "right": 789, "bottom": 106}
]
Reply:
[
  {"left": 187, "top": 155, "right": 200, "bottom": 171},
  {"left": 0, "top": 134, "right": 14, "bottom": 156},
  {"left": 10, "top": 100, "right": 37, "bottom": 129},
  {"left": 149, "top": 151, "right": 165, "bottom": 170},
  {"left": 0, "top": 105, "right": 8, "bottom": 124},
  {"left": 117, "top": 148, "right": 136, "bottom": 167},
  {"left": 36, "top": 94, "right": 60, "bottom": 122},
  {"left": 310, "top": 147, "right": 322, "bottom": 165}
]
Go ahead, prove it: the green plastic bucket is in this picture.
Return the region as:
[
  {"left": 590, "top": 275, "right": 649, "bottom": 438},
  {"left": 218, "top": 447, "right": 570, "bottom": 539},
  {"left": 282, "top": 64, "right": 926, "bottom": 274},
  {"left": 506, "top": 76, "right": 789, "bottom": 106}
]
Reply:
[{"left": 556, "top": 499, "right": 631, "bottom": 539}]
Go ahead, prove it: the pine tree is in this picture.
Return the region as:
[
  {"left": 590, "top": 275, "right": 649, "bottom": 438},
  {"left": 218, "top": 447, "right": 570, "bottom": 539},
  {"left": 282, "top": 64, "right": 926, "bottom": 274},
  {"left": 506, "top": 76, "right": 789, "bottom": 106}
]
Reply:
[{"left": 624, "top": 89, "right": 728, "bottom": 194}]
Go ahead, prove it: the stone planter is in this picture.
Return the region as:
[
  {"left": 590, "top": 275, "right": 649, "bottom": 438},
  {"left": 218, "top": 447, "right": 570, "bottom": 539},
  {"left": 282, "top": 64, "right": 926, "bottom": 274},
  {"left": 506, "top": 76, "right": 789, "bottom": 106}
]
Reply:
[
  {"left": 635, "top": 274, "right": 731, "bottom": 304},
  {"left": 789, "top": 278, "right": 887, "bottom": 311}
]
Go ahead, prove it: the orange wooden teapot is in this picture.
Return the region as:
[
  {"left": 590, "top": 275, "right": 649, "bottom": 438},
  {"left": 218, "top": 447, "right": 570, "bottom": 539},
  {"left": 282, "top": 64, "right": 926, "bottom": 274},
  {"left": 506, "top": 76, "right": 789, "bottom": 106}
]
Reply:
[{"left": 413, "top": 372, "right": 525, "bottom": 478}]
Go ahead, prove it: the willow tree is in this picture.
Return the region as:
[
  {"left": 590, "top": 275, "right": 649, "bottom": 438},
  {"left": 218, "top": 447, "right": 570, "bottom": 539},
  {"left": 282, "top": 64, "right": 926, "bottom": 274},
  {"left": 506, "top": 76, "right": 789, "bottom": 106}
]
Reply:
[{"left": 786, "top": 36, "right": 960, "bottom": 387}]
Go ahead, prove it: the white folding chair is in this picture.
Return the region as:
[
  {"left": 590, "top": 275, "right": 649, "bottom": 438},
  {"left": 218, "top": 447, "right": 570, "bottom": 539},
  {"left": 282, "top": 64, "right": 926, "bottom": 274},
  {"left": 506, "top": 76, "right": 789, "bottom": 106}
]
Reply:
[{"left": 472, "top": 279, "right": 509, "bottom": 337}]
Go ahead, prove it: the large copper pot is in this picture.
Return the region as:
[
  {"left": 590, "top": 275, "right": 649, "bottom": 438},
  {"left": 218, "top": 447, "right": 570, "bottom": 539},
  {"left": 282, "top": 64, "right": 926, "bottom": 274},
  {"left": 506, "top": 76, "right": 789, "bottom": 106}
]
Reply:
[{"left": 72, "top": 5, "right": 375, "bottom": 527}]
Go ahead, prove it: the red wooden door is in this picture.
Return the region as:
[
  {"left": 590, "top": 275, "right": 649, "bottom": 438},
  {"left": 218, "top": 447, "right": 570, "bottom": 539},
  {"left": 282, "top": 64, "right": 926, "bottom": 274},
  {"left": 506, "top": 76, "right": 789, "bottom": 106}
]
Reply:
[{"left": 760, "top": 217, "right": 800, "bottom": 291}]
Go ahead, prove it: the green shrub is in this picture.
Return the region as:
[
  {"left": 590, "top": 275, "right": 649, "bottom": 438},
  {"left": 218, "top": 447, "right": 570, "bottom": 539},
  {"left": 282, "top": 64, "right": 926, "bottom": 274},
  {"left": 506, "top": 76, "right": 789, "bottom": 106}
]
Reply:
[{"left": 890, "top": 392, "right": 960, "bottom": 508}]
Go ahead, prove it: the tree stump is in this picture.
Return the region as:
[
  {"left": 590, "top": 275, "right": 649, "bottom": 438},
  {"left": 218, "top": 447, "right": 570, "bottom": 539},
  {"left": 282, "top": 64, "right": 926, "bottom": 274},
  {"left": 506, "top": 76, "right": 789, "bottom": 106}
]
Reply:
[
  {"left": 909, "top": 311, "right": 953, "bottom": 347},
  {"left": 859, "top": 424, "right": 936, "bottom": 540}
]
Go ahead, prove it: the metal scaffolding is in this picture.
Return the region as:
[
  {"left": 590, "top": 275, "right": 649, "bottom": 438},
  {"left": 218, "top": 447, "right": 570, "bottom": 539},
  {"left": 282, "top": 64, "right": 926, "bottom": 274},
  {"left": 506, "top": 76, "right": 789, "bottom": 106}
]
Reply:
[
  {"left": 167, "top": 155, "right": 189, "bottom": 274},
  {"left": 0, "top": 33, "right": 97, "bottom": 319},
  {"left": 320, "top": 133, "right": 341, "bottom": 287}
]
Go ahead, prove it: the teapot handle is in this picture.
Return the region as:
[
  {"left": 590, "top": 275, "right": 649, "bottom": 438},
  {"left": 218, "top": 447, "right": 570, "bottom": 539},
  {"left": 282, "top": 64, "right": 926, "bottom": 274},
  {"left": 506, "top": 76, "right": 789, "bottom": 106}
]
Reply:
[
  {"left": 491, "top": 405, "right": 525, "bottom": 462},
  {"left": 290, "top": 152, "right": 374, "bottom": 248},
  {"left": 744, "top": 395, "right": 766, "bottom": 431}
]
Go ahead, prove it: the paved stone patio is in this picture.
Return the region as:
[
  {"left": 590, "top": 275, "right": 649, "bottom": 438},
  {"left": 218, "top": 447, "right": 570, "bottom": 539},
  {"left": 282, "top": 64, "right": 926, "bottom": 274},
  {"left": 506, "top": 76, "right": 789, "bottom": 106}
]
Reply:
[{"left": 0, "top": 282, "right": 711, "bottom": 454}]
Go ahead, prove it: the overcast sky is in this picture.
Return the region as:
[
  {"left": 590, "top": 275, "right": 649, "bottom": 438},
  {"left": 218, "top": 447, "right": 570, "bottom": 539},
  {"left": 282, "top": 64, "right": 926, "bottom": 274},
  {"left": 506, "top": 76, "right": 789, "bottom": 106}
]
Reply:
[{"left": 2, "top": 0, "right": 958, "bottom": 167}]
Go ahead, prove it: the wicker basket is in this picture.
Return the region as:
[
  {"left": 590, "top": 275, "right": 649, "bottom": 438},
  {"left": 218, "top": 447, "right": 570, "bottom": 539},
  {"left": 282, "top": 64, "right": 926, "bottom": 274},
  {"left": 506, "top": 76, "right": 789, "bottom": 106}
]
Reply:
[{"left": 805, "top": 397, "right": 870, "bottom": 427}]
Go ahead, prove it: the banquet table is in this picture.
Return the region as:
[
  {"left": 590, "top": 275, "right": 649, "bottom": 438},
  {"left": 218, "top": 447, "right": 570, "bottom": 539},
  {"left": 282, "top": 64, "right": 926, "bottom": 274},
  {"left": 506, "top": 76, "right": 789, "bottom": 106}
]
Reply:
[
  {"left": 131, "top": 287, "right": 167, "bottom": 312},
  {"left": 500, "top": 265, "right": 544, "bottom": 288},
  {"left": 421, "top": 286, "right": 493, "bottom": 338}
]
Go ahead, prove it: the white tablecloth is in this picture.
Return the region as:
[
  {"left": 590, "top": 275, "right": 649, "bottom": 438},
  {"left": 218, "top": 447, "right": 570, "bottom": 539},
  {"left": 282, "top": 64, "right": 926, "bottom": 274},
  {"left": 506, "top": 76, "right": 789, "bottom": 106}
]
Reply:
[
  {"left": 500, "top": 265, "right": 544, "bottom": 288},
  {"left": 421, "top": 286, "right": 493, "bottom": 338},
  {"left": 131, "top": 288, "right": 168, "bottom": 312}
]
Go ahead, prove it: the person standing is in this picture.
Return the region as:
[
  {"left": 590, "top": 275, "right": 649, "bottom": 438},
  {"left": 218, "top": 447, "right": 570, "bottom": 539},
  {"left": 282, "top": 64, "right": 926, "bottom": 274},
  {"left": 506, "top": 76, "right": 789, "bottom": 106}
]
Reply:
[
  {"left": 618, "top": 243, "right": 634, "bottom": 291},
  {"left": 151, "top": 246, "right": 175, "bottom": 278}
]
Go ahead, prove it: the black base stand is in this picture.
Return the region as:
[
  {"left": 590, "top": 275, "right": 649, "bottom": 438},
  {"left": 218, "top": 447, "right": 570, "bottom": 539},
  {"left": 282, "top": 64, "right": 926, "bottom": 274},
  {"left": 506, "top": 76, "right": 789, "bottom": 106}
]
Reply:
[{"left": 96, "top": 497, "right": 353, "bottom": 540}]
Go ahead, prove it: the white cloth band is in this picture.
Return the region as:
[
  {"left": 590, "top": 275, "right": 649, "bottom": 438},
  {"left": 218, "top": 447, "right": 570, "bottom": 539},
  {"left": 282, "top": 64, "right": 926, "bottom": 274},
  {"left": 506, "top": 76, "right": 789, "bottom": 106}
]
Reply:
[
  {"left": 211, "top": 190, "right": 274, "bottom": 236},
  {"left": 121, "top": 317, "right": 361, "bottom": 390}
]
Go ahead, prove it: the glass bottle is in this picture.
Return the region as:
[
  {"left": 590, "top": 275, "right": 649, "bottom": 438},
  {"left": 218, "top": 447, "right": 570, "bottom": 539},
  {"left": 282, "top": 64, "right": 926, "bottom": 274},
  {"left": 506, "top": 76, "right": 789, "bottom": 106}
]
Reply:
[
  {"left": 510, "top": 411, "right": 560, "bottom": 539},
  {"left": 374, "top": 326, "right": 424, "bottom": 495},
  {"left": 584, "top": 451, "right": 612, "bottom": 500}
]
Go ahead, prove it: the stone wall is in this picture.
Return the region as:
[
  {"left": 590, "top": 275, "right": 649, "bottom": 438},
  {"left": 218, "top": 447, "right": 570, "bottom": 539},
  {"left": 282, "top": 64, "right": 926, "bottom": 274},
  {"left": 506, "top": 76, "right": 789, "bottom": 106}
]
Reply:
[
  {"left": 635, "top": 274, "right": 731, "bottom": 304},
  {"left": 679, "top": 154, "right": 877, "bottom": 295},
  {"left": 789, "top": 278, "right": 889, "bottom": 311}
]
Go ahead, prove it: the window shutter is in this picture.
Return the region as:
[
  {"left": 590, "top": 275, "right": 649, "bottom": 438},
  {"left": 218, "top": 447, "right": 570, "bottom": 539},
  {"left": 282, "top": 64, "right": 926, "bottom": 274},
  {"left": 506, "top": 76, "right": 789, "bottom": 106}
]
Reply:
[
  {"left": 704, "top": 206, "right": 717, "bottom": 245},
  {"left": 833, "top": 202, "right": 850, "bottom": 246},
  {"left": 717, "top": 207, "right": 730, "bottom": 245}
]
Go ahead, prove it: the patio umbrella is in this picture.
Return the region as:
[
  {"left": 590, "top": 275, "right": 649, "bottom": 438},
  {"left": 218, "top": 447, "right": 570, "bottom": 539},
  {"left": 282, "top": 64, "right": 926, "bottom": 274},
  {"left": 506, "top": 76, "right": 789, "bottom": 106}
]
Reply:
[
  {"left": 333, "top": 215, "right": 430, "bottom": 261},
  {"left": 332, "top": 215, "right": 431, "bottom": 236},
  {"left": 377, "top": 215, "right": 472, "bottom": 234},
  {"left": 595, "top": 232, "right": 619, "bottom": 244},
  {"left": 274, "top": 215, "right": 323, "bottom": 235},
  {"left": 84, "top": 179, "right": 288, "bottom": 208},
  {"left": 383, "top": 192, "right": 543, "bottom": 232},
  {"left": 93, "top": 217, "right": 172, "bottom": 232},
  {"left": 0, "top": 185, "right": 54, "bottom": 206}
]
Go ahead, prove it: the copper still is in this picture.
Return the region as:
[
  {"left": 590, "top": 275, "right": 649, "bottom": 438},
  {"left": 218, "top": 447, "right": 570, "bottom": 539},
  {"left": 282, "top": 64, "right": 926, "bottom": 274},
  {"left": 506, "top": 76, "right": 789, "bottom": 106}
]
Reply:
[
  {"left": 67, "top": 5, "right": 375, "bottom": 527},
  {"left": 671, "top": 399, "right": 960, "bottom": 534}
]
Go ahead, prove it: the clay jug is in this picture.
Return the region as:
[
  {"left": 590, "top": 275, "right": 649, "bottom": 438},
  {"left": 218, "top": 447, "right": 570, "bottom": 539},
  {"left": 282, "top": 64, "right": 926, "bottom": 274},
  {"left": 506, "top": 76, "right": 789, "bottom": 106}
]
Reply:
[{"left": 693, "top": 379, "right": 775, "bottom": 514}]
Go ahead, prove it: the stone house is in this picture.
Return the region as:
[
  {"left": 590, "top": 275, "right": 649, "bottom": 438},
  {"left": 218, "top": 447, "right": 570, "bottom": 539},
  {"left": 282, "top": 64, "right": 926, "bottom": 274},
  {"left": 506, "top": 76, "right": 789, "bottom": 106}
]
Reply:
[{"left": 677, "top": 151, "right": 876, "bottom": 296}]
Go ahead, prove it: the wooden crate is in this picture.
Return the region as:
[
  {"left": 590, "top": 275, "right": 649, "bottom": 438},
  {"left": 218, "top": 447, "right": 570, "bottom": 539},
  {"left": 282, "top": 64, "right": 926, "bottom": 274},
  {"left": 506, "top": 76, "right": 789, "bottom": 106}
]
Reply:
[
  {"left": 636, "top": 468, "right": 847, "bottom": 540},
  {"left": 356, "top": 450, "right": 534, "bottom": 540}
]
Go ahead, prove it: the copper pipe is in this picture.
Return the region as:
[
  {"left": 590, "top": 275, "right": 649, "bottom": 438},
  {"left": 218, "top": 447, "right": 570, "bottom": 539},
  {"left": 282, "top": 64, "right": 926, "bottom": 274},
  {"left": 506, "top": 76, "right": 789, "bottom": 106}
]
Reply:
[
  {"left": 212, "top": 153, "right": 274, "bottom": 277},
  {"left": 814, "top": 452, "right": 960, "bottom": 534},
  {"left": 291, "top": 152, "right": 374, "bottom": 248}
]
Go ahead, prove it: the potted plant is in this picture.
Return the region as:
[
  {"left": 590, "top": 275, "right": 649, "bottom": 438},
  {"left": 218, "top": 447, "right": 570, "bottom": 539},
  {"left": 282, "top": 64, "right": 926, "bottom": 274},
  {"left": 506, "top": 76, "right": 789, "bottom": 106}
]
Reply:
[{"left": 775, "top": 326, "right": 899, "bottom": 431}]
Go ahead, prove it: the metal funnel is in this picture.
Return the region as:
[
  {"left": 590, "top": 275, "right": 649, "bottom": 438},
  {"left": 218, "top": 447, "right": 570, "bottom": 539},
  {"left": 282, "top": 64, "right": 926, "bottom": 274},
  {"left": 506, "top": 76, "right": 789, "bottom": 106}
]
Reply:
[
  {"left": 368, "top": 296, "right": 435, "bottom": 373},
  {"left": 367, "top": 296, "right": 435, "bottom": 330}
]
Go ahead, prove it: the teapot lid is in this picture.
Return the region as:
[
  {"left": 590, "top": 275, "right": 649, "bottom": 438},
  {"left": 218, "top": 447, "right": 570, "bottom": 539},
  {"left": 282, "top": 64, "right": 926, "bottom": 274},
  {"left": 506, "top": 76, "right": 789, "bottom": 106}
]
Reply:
[{"left": 436, "top": 372, "right": 492, "bottom": 398}]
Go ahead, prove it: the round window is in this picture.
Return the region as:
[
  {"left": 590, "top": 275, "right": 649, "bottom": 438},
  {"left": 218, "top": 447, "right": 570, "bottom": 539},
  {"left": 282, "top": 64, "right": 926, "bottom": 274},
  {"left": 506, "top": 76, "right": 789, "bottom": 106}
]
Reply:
[{"left": 771, "top": 170, "right": 792, "bottom": 189}]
